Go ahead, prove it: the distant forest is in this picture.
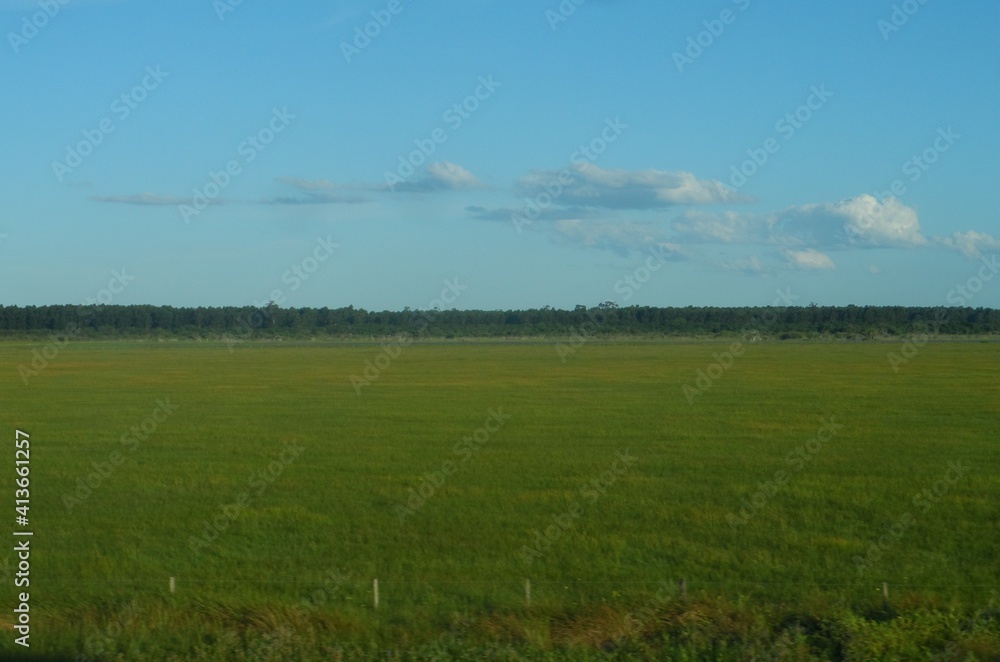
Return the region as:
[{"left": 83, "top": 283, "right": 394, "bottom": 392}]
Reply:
[{"left": 1, "top": 303, "right": 998, "bottom": 340}]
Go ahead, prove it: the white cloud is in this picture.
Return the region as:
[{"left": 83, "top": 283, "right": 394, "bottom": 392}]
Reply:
[
  {"left": 552, "top": 218, "right": 684, "bottom": 257},
  {"left": 425, "top": 161, "right": 483, "bottom": 190},
  {"left": 935, "top": 230, "right": 1000, "bottom": 259},
  {"left": 836, "top": 195, "right": 928, "bottom": 247},
  {"left": 392, "top": 161, "right": 484, "bottom": 193},
  {"left": 669, "top": 195, "right": 929, "bottom": 250},
  {"left": 671, "top": 210, "right": 768, "bottom": 243},
  {"left": 515, "top": 164, "right": 749, "bottom": 210},
  {"left": 745, "top": 194, "right": 927, "bottom": 248},
  {"left": 268, "top": 177, "right": 369, "bottom": 204},
  {"left": 270, "top": 163, "right": 481, "bottom": 200},
  {"left": 785, "top": 249, "right": 836, "bottom": 270},
  {"left": 721, "top": 255, "right": 769, "bottom": 274}
]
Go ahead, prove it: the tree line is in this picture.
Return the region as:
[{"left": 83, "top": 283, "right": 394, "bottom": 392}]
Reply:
[{"left": 0, "top": 303, "right": 997, "bottom": 340}]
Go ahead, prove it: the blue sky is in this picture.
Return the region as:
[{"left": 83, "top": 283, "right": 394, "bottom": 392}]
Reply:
[{"left": 2, "top": 0, "right": 998, "bottom": 310}]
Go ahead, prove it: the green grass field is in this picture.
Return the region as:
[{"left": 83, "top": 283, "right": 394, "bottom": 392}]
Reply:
[{"left": 2, "top": 339, "right": 998, "bottom": 659}]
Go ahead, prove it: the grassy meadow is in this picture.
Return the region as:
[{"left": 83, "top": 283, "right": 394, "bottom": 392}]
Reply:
[{"left": 1, "top": 339, "right": 998, "bottom": 659}]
